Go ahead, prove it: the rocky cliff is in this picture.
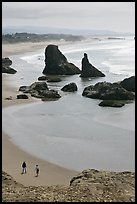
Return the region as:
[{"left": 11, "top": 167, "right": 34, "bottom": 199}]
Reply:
[{"left": 2, "top": 169, "right": 135, "bottom": 202}]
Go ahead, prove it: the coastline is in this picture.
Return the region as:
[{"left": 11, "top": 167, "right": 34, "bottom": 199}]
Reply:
[
  {"left": 2, "top": 40, "right": 73, "bottom": 58},
  {"left": 2, "top": 41, "right": 79, "bottom": 186}
]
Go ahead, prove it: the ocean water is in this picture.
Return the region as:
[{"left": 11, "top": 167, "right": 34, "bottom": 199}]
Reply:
[{"left": 2, "top": 36, "right": 135, "bottom": 172}]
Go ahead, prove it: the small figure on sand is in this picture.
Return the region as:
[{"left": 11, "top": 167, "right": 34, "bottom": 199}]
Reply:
[
  {"left": 35, "top": 164, "right": 40, "bottom": 177},
  {"left": 21, "top": 161, "right": 27, "bottom": 174}
]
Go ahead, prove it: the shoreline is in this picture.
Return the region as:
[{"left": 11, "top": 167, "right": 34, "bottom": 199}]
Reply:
[
  {"left": 2, "top": 40, "right": 75, "bottom": 58},
  {"left": 2, "top": 42, "right": 79, "bottom": 186}
]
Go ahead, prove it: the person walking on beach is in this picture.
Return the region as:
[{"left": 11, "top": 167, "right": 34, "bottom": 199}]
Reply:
[
  {"left": 21, "top": 161, "right": 27, "bottom": 174},
  {"left": 35, "top": 164, "right": 40, "bottom": 177}
]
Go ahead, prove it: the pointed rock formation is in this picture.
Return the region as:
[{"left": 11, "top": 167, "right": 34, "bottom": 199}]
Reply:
[
  {"left": 80, "top": 53, "right": 105, "bottom": 78},
  {"left": 42, "top": 44, "right": 81, "bottom": 75}
]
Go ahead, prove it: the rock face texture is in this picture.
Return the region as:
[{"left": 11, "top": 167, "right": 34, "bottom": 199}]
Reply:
[
  {"left": 120, "top": 76, "right": 135, "bottom": 92},
  {"left": 2, "top": 57, "right": 17, "bottom": 74},
  {"left": 2, "top": 169, "right": 135, "bottom": 202},
  {"left": 80, "top": 53, "right": 105, "bottom": 78},
  {"left": 82, "top": 81, "right": 135, "bottom": 100},
  {"left": 42, "top": 45, "right": 81, "bottom": 75},
  {"left": 19, "top": 81, "right": 61, "bottom": 100},
  {"left": 61, "top": 82, "right": 78, "bottom": 92}
]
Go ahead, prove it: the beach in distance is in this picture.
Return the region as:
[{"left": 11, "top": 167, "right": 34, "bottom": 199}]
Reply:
[{"left": 2, "top": 35, "right": 135, "bottom": 187}]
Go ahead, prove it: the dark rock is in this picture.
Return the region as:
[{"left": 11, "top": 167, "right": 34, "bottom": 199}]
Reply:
[
  {"left": 29, "top": 82, "right": 48, "bottom": 91},
  {"left": 19, "top": 81, "right": 61, "bottom": 100},
  {"left": 82, "top": 81, "right": 135, "bottom": 100},
  {"left": 99, "top": 100, "right": 125, "bottom": 107},
  {"left": 31, "top": 89, "right": 61, "bottom": 99},
  {"left": 19, "top": 82, "right": 48, "bottom": 97},
  {"left": 19, "top": 86, "right": 30, "bottom": 92},
  {"left": 47, "top": 76, "right": 62, "bottom": 82},
  {"left": 17, "top": 94, "right": 29, "bottom": 99},
  {"left": 38, "top": 76, "right": 47, "bottom": 81},
  {"left": 61, "top": 82, "right": 78, "bottom": 92},
  {"left": 120, "top": 76, "right": 135, "bottom": 92},
  {"left": 2, "top": 57, "right": 17, "bottom": 74},
  {"left": 2, "top": 66, "right": 17, "bottom": 74},
  {"left": 41, "top": 90, "right": 61, "bottom": 101},
  {"left": 2, "top": 57, "right": 12, "bottom": 67},
  {"left": 42, "top": 44, "right": 81, "bottom": 75},
  {"left": 80, "top": 53, "right": 105, "bottom": 78}
]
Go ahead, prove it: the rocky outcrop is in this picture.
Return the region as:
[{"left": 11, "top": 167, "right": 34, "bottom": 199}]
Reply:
[
  {"left": 42, "top": 44, "right": 81, "bottom": 75},
  {"left": 19, "top": 82, "right": 61, "bottom": 100},
  {"left": 98, "top": 100, "right": 125, "bottom": 107},
  {"left": 41, "top": 90, "right": 61, "bottom": 101},
  {"left": 120, "top": 76, "right": 135, "bottom": 92},
  {"left": 2, "top": 169, "right": 135, "bottom": 202},
  {"left": 2, "top": 57, "right": 17, "bottom": 74},
  {"left": 69, "top": 169, "right": 135, "bottom": 202},
  {"left": 19, "top": 82, "right": 48, "bottom": 93},
  {"left": 61, "top": 82, "right": 78, "bottom": 92},
  {"left": 17, "top": 94, "right": 29, "bottom": 99},
  {"left": 38, "top": 76, "right": 47, "bottom": 81},
  {"left": 2, "top": 57, "right": 12, "bottom": 67},
  {"left": 80, "top": 53, "right": 105, "bottom": 78},
  {"left": 82, "top": 81, "right": 135, "bottom": 101},
  {"left": 41, "top": 89, "right": 61, "bottom": 100}
]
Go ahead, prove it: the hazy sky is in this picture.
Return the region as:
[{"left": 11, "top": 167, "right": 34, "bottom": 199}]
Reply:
[{"left": 2, "top": 2, "right": 135, "bottom": 33}]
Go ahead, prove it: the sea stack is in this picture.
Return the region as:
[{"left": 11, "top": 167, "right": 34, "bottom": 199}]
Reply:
[
  {"left": 80, "top": 53, "right": 105, "bottom": 78},
  {"left": 42, "top": 44, "right": 81, "bottom": 75}
]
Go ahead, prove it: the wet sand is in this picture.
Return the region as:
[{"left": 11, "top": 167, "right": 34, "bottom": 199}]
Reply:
[{"left": 2, "top": 42, "right": 79, "bottom": 186}]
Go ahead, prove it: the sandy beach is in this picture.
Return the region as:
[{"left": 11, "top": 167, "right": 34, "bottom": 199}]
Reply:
[
  {"left": 2, "top": 40, "right": 71, "bottom": 58},
  {"left": 2, "top": 42, "right": 79, "bottom": 186}
]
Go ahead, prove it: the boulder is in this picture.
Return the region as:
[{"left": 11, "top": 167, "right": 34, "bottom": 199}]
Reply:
[
  {"left": 19, "top": 86, "right": 30, "bottom": 93},
  {"left": 120, "top": 76, "right": 135, "bottom": 92},
  {"left": 17, "top": 94, "right": 29, "bottom": 99},
  {"left": 19, "top": 81, "right": 61, "bottom": 100},
  {"left": 80, "top": 53, "right": 105, "bottom": 78},
  {"left": 19, "top": 82, "right": 48, "bottom": 93},
  {"left": 61, "top": 82, "right": 78, "bottom": 92},
  {"left": 98, "top": 100, "right": 125, "bottom": 107},
  {"left": 82, "top": 81, "right": 135, "bottom": 100},
  {"left": 29, "top": 82, "right": 48, "bottom": 91},
  {"left": 30, "top": 89, "right": 61, "bottom": 99},
  {"left": 38, "top": 76, "right": 47, "bottom": 81},
  {"left": 42, "top": 44, "right": 81, "bottom": 75},
  {"left": 41, "top": 90, "right": 61, "bottom": 101}
]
